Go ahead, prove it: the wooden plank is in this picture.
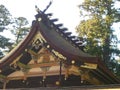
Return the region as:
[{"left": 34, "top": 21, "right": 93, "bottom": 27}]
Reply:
[
  {"left": 50, "top": 18, "right": 58, "bottom": 22},
  {"left": 29, "top": 61, "right": 59, "bottom": 68}
]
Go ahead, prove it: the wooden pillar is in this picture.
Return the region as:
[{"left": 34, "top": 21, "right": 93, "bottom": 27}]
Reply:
[
  {"left": 3, "top": 82, "right": 7, "bottom": 90},
  {"left": 59, "top": 60, "right": 62, "bottom": 86},
  {"left": 42, "top": 70, "right": 47, "bottom": 87}
]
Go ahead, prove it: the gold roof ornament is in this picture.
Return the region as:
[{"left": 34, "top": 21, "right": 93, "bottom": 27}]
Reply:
[{"left": 81, "top": 63, "right": 97, "bottom": 69}]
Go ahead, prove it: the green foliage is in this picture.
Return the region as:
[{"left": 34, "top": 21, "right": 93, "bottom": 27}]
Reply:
[
  {"left": 0, "top": 5, "right": 12, "bottom": 32},
  {"left": 76, "top": 0, "right": 120, "bottom": 75},
  {"left": 0, "top": 51, "right": 3, "bottom": 59},
  {"left": 0, "top": 35, "right": 13, "bottom": 56},
  {"left": 0, "top": 35, "right": 12, "bottom": 49},
  {"left": 11, "top": 17, "right": 29, "bottom": 46},
  {"left": 0, "top": 5, "right": 13, "bottom": 57},
  {"left": 0, "top": 5, "right": 30, "bottom": 59}
]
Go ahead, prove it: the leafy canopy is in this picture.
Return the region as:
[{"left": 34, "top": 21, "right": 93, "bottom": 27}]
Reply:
[
  {"left": 0, "top": 5, "right": 29, "bottom": 58},
  {"left": 0, "top": 5, "right": 13, "bottom": 58},
  {"left": 76, "top": 0, "right": 120, "bottom": 73},
  {"left": 11, "top": 17, "right": 29, "bottom": 45},
  {"left": 0, "top": 5, "right": 12, "bottom": 32}
]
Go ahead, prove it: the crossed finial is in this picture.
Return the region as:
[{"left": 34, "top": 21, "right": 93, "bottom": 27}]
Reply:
[
  {"left": 43, "top": 0, "right": 53, "bottom": 13},
  {"left": 35, "top": 0, "right": 53, "bottom": 13}
]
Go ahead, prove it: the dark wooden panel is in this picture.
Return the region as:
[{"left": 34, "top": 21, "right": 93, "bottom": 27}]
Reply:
[
  {"left": 19, "top": 52, "right": 31, "bottom": 65},
  {"left": 1, "top": 66, "right": 16, "bottom": 76}
]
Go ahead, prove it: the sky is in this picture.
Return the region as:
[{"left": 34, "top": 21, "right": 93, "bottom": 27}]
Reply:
[{"left": 0, "top": 0, "right": 83, "bottom": 36}]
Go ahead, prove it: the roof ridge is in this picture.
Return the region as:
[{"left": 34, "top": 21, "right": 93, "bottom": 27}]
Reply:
[{"left": 35, "top": 10, "right": 84, "bottom": 51}]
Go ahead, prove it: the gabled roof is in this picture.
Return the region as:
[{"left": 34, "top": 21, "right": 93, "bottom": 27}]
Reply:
[
  {"left": 0, "top": 8, "right": 119, "bottom": 85},
  {"left": 34, "top": 11, "right": 120, "bottom": 84},
  {"left": 0, "top": 22, "right": 38, "bottom": 69}
]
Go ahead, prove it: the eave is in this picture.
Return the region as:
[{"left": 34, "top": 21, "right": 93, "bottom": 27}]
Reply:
[{"left": 0, "top": 21, "right": 39, "bottom": 69}]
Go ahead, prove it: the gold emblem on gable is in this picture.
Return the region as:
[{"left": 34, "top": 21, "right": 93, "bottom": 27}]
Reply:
[{"left": 51, "top": 49, "right": 66, "bottom": 60}]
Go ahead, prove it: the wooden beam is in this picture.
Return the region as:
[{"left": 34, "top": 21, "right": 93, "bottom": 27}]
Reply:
[
  {"left": 50, "top": 18, "right": 58, "bottom": 22},
  {"left": 7, "top": 69, "right": 66, "bottom": 80},
  {"left": 29, "top": 61, "right": 59, "bottom": 68}
]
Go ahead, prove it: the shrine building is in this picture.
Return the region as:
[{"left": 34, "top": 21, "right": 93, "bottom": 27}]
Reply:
[{"left": 0, "top": 5, "right": 120, "bottom": 89}]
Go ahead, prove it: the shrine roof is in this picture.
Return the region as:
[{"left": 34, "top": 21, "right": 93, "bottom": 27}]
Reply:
[{"left": 0, "top": 8, "right": 119, "bottom": 84}]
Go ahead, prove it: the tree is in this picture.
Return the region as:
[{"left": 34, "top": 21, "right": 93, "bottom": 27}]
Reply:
[
  {"left": 76, "top": 0, "right": 120, "bottom": 73},
  {"left": 11, "top": 17, "right": 29, "bottom": 46},
  {"left": 0, "top": 5, "right": 12, "bottom": 31},
  {"left": 0, "top": 35, "right": 13, "bottom": 58},
  {"left": 0, "top": 5, "right": 13, "bottom": 58},
  {"left": 0, "top": 5, "right": 30, "bottom": 58}
]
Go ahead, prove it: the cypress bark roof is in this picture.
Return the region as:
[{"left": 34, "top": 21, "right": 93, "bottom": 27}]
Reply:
[{"left": 0, "top": 9, "right": 119, "bottom": 85}]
